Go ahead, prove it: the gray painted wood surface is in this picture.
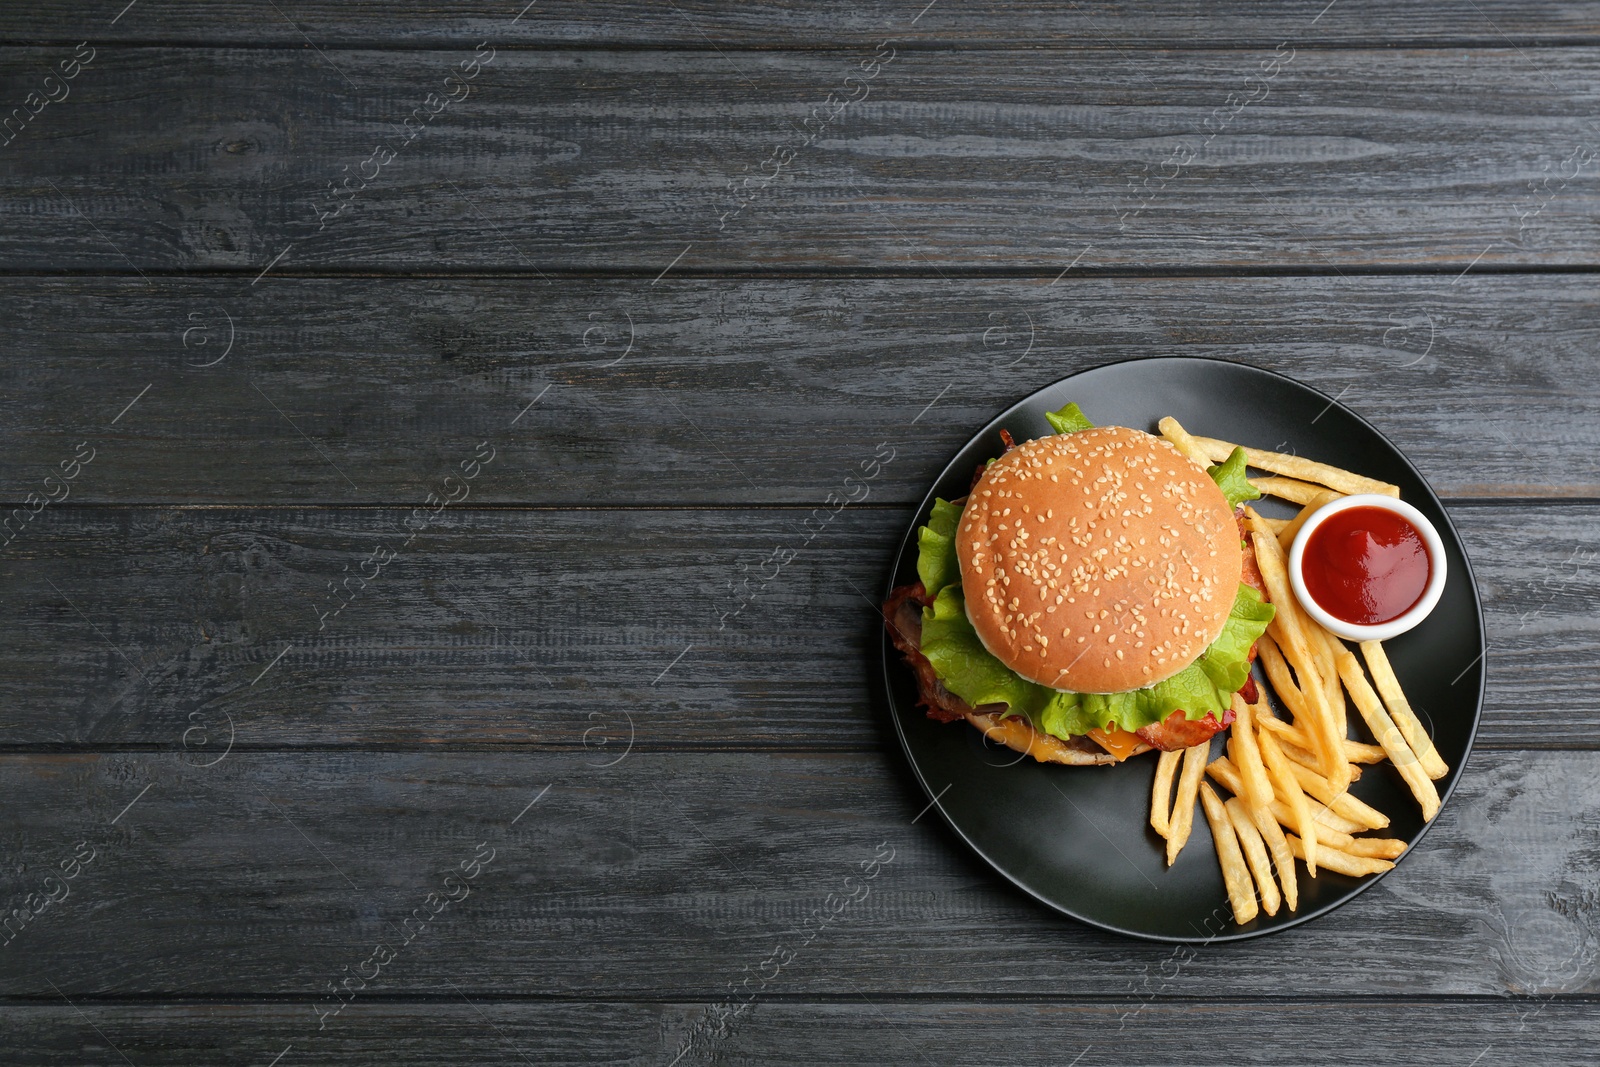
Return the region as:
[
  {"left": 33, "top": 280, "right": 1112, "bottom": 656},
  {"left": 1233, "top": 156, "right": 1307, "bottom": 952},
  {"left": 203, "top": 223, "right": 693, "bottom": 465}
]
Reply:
[
  {"left": 1, "top": 1000, "right": 1592, "bottom": 1066},
  {"left": 0, "top": 750, "right": 1594, "bottom": 998},
  {"left": 2, "top": 4, "right": 1597, "bottom": 1061},
  {"left": 0, "top": 276, "right": 1595, "bottom": 503},
  {"left": 0, "top": 504, "right": 1588, "bottom": 747},
  {"left": 8, "top": 2, "right": 1600, "bottom": 47},
  {"left": 5, "top": 48, "right": 1600, "bottom": 271}
]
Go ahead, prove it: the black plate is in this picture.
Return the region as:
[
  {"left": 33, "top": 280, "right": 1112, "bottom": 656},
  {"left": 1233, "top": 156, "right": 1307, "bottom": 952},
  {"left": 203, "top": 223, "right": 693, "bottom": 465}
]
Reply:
[{"left": 881, "top": 358, "right": 1485, "bottom": 942}]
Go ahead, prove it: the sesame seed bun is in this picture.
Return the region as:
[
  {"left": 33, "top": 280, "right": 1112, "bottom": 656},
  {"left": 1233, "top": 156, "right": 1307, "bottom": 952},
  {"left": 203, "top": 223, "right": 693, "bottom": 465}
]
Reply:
[{"left": 956, "top": 425, "right": 1241, "bottom": 694}]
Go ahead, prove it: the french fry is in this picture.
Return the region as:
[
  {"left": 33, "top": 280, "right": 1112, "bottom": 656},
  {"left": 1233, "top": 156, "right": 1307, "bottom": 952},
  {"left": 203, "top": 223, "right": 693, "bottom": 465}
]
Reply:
[
  {"left": 1205, "top": 779, "right": 1374, "bottom": 858},
  {"left": 1256, "top": 712, "right": 1386, "bottom": 764},
  {"left": 1273, "top": 603, "right": 1333, "bottom": 722},
  {"left": 1240, "top": 504, "right": 1277, "bottom": 545},
  {"left": 1340, "top": 740, "right": 1390, "bottom": 768},
  {"left": 1256, "top": 638, "right": 1343, "bottom": 772},
  {"left": 1200, "top": 783, "right": 1258, "bottom": 924},
  {"left": 1336, "top": 652, "right": 1442, "bottom": 822},
  {"left": 1285, "top": 760, "right": 1390, "bottom": 831},
  {"left": 1226, "top": 796, "right": 1281, "bottom": 917},
  {"left": 1261, "top": 516, "right": 1290, "bottom": 534},
  {"left": 1266, "top": 613, "right": 1346, "bottom": 787},
  {"left": 1277, "top": 735, "right": 1362, "bottom": 782},
  {"left": 1286, "top": 835, "right": 1397, "bottom": 878},
  {"left": 1260, "top": 633, "right": 1312, "bottom": 716},
  {"left": 1156, "top": 416, "right": 1216, "bottom": 469},
  {"left": 1313, "top": 628, "right": 1348, "bottom": 740},
  {"left": 1188, "top": 435, "right": 1401, "bottom": 498},
  {"left": 1150, "top": 748, "right": 1182, "bottom": 838},
  {"left": 1246, "top": 511, "right": 1320, "bottom": 657},
  {"left": 1248, "top": 798, "right": 1298, "bottom": 912},
  {"left": 1166, "top": 742, "right": 1210, "bottom": 865},
  {"left": 1286, "top": 816, "right": 1360, "bottom": 854},
  {"left": 1214, "top": 788, "right": 1369, "bottom": 856},
  {"left": 1275, "top": 490, "right": 1343, "bottom": 554},
  {"left": 1359, "top": 640, "right": 1449, "bottom": 781},
  {"left": 1207, "top": 756, "right": 1365, "bottom": 836},
  {"left": 1203, "top": 755, "right": 1248, "bottom": 798},
  {"left": 1255, "top": 632, "right": 1316, "bottom": 726},
  {"left": 1343, "top": 837, "right": 1408, "bottom": 861},
  {"left": 1250, "top": 476, "right": 1335, "bottom": 506},
  {"left": 1230, "top": 695, "right": 1275, "bottom": 813},
  {"left": 1298, "top": 616, "right": 1334, "bottom": 678},
  {"left": 1257, "top": 729, "right": 1318, "bottom": 876},
  {"left": 1305, "top": 802, "right": 1363, "bottom": 837},
  {"left": 1329, "top": 832, "right": 1403, "bottom": 859},
  {"left": 1249, "top": 527, "right": 1349, "bottom": 791}
]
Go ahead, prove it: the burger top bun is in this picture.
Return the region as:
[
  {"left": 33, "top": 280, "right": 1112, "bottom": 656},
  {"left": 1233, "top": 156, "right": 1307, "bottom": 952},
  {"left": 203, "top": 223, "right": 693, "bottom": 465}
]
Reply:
[{"left": 956, "top": 425, "right": 1241, "bottom": 694}]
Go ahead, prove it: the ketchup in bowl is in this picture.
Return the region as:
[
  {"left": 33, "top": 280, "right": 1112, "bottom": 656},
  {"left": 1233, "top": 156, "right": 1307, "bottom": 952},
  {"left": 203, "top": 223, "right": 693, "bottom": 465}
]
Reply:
[{"left": 1300, "top": 505, "right": 1430, "bottom": 625}]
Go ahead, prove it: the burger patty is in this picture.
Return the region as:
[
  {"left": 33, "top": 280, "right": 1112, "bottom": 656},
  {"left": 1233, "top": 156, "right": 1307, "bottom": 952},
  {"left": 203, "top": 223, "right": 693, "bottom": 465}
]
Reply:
[{"left": 882, "top": 508, "right": 1268, "bottom": 760}]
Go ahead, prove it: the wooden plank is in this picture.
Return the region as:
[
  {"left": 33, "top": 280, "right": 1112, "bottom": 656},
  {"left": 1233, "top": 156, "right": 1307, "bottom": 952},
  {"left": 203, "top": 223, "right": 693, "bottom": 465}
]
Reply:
[
  {"left": 0, "top": 748, "right": 1595, "bottom": 998},
  {"left": 6, "top": 2, "right": 1600, "bottom": 47},
  {"left": 0, "top": 503, "right": 1590, "bottom": 748},
  {"left": 0, "top": 999, "right": 1593, "bottom": 1066},
  {"left": 5, "top": 48, "right": 1600, "bottom": 271},
  {"left": 0, "top": 275, "right": 1595, "bottom": 504}
]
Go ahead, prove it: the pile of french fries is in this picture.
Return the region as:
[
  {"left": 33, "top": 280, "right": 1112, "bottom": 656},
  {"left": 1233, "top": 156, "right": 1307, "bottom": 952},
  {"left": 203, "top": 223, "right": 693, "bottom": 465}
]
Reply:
[{"left": 1148, "top": 417, "right": 1451, "bottom": 925}]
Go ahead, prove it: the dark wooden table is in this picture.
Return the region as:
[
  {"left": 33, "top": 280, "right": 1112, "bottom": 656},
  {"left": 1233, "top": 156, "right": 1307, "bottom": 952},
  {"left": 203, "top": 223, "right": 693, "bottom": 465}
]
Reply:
[{"left": 3, "top": 2, "right": 1598, "bottom": 1063}]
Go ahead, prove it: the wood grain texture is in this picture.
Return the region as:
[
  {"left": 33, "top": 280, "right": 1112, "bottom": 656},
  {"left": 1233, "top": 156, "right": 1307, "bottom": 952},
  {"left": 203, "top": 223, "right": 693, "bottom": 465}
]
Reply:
[
  {"left": 0, "top": 504, "right": 1589, "bottom": 748},
  {"left": 0, "top": 275, "right": 1595, "bottom": 505},
  {"left": 5, "top": 48, "right": 1600, "bottom": 271},
  {"left": 0, "top": 748, "right": 1596, "bottom": 998},
  {"left": 0, "top": 999, "right": 1594, "bottom": 1066},
  {"left": 3, "top": 1, "right": 1597, "bottom": 1052},
  {"left": 5, "top": 1, "right": 1600, "bottom": 47}
]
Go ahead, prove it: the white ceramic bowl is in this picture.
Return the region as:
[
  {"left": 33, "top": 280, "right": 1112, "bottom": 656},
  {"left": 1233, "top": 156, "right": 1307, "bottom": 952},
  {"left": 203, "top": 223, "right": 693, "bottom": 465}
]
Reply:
[{"left": 1286, "top": 493, "right": 1447, "bottom": 642}]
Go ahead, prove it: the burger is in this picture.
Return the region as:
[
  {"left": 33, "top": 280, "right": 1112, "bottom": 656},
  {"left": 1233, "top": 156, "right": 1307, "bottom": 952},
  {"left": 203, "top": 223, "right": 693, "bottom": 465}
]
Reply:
[{"left": 884, "top": 403, "right": 1275, "bottom": 765}]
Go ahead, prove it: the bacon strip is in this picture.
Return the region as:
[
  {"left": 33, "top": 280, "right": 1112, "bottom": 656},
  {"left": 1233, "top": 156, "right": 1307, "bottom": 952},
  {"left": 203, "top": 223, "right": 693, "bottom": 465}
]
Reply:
[
  {"left": 1238, "top": 511, "right": 1268, "bottom": 598},
  {"left": 1134, "top": 705, "right": 1235, "bottom": 752},
  {"left": 883, "top": 581, "right": 971, "bottom": 723}
]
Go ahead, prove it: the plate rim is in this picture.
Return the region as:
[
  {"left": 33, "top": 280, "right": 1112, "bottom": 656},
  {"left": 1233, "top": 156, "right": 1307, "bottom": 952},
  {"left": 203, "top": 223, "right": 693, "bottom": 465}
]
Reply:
[{"left": 879, "top": 355, "right": 1487, "bottom": 943}]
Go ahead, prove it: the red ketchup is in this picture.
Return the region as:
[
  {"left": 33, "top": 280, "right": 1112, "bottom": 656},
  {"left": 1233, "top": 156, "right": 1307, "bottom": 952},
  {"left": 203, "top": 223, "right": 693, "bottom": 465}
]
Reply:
[{"left": 1302, "top": 506, "right": 1431, "bottom": 625}]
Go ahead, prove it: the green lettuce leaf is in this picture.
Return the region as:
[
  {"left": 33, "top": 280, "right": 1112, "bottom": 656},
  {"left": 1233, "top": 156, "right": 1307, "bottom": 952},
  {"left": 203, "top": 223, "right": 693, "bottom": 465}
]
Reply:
[
  {"left": 1207, "top": 446, "right": 1260, "bottom": 510},
  {"left": 915, "top": 497, "right": 965, "bottom": 599},
  {"left": 919, "top": 584, "right": 1045, "bottom": 714},
  {"left": 914, "top": 494, "right": 1275, "bottom": 739},
  {"left": 1045, "top": 402, "right": 1095, "bottom": 435}
]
